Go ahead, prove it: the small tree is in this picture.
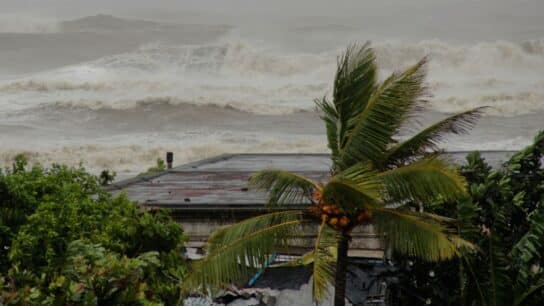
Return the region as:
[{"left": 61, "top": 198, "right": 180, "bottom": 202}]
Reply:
[
  {"left": 391, "top": 131, "right": 544, "bottom": 306},
  {"left": 0, "top": 159, "right": 187, "bottom": 305},
  {"left": 185, "top": 44, "right": 482, "bottom": 305}
]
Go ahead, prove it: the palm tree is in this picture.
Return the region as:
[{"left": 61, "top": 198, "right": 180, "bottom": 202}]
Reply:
[{"left": 184, "top": 44, "right": 482, "bottom": 306}]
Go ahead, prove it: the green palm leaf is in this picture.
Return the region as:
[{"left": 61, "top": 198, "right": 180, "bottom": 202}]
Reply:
[
  {"left": 385, "top": 107, "right": 485, "bottom": 165},
  {"left": 373, "top": 208, "right": 473, "bottom": 261},
  {"left": 278, "top": 221, "right": 338, "bottom": 302},
  {"left": 315, "top": 96, "right": 340, "bottom": 163},
  {"left": 312, "top": 223, "right": 338, "bottom": 302},
  {"left": 312, "top": 222, "right": 338, "bottom": 302},
  {"left": 249, "top": 169, "right": 318, "bottom": 206},
  {"left": 322, "top": 163, "right": 384, "bottom": 211},
  {"left": 379, "top": 157, "right": 467, "bottom": 203},
  {"left": 184, "top": 210, "right": 305, "bottom": 291},
  {"left": 332, "top": 43, "right": 377, "bottom": 149},
  {"left": 338, "top": 58, "right": 428, "bottom": 169}
]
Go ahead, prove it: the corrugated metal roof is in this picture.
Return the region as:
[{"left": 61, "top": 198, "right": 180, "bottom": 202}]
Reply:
[
  {"left": 108, "top": 152, "right": 514, "bottom": 209},
  {"left": 107, "top": 152, "right": 515, "bottom": 259}
]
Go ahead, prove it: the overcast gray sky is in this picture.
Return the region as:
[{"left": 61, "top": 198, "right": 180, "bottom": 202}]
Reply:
[
  {"left": 3, "top": 0, "right": 543, "bottom": 19},
  {"left": 1, "top": 0, "right": 543, "bottom": 42}
]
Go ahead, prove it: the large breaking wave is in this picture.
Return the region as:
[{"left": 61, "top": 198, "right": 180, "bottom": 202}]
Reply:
[
  {"left": 1, "top": 39, "right": 544, "bottom": 116},
  {"left": 2, "top": 29, "right": 544, "bottom": 176}
]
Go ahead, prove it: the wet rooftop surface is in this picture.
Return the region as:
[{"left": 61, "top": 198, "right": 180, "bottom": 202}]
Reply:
[{"left": 108, "top": 152, "right": 515, "bottom": 210}]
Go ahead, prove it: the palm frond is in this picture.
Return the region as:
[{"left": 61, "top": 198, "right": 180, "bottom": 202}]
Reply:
[
  {"left": 315, "top": 96, "right": 340, "bottom": 163},
  {"left": 338, "top": 58, "right": 428, "bottom": 169},
  {"left": 274, "top": 222, "right": 338, "bottom": 302},
  {"left": 379, "top": 157, "right": 467, "bottom": 204},
  {"left": 312, "top": 222, "right": 338, "bottom": 302},
  {"left": 183, "top": 210, "right": 305, "bottom": 292},
  {"left": 341, "top": 162, "right": 384, "bottom": 191},
  {"left": 385, "top": 107, "right": 485, "bottom": 166},
  {"left": 372, "top": 208, "right": 473, "bottom": 261},
  {"left": 332, "top": 43, "right": 378, "bottom": 150},
  {"left": 322, "top": 162, "right": 384, "bottom": 211},
  {"left": 249, "top": 169, "right": 318, "bottom": 206}
]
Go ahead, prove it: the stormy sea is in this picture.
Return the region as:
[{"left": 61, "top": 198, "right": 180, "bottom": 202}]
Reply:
[{"left": 1, "top": 7, "right": 543, "bottom": 179}]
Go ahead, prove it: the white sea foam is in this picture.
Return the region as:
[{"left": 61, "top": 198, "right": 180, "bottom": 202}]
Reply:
[
  {"left": 1, "top": 28, "right": 543, "bottom": 172},
  {"left": 1, "top": 39, "right": 543, "bottom": 116},
  {"left": 0, "top": 139, "right": 329, "bottom": 179}
]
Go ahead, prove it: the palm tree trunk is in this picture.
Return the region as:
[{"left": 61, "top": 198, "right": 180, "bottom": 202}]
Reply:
[{"left": 334, "top": 232, "right": 350, "bottom": 306}]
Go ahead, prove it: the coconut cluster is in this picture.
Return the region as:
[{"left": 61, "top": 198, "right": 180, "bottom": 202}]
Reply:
[{"left": 308, "top": 191, "right": 372, "bottom": 230}]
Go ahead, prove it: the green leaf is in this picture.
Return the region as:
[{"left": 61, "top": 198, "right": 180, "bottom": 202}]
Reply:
[
  {"left": 511, "top": 203, "right": 544, "bottom": 290},
  {"left": 311, "top": 222, "right": 338, "bottom": 302},
  {"left": 322, "top": 162, "right": 384, "bottom": 211},
  {"left": 315, "top": 96, "right": 341, "bottom": 163},
  {"left": 338, "top": 58, "right": 428, "bottom": 169},
  {"left": 373, "top": 208, "right": 474, "bottom": 261},
  {"left": 332, "top": 43, "right": 378, "bottom": 153},
  {"left": 385, "top": 107, "right": 485, "bottom": 166},
  {"left": 513, "top": 277, "right": 544, "bottom": 306},
  {"left": 379, "top": 157, "right": 467, "bottom": 204},
  {"left": 249, "top": 169, "right": 318, "bottom": 206},
  {"left": 184, "top": 211, "right": 305, "bottom": 292}
]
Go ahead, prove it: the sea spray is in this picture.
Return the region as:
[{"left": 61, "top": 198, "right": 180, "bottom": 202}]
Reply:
[
  {"left": 2, "top": 39, "right": 544, "bottom": 116},
  {"left": 1, "top": 13, "right": 543, "bottom": 174}
]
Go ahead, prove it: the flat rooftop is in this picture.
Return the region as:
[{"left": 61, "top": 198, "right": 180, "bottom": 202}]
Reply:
[{"left": 108, "top": 151, "right": 514, "bottom": 210}]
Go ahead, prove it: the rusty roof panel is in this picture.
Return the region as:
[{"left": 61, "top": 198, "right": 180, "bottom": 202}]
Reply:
[
  {"left": 110, "top": 152, "right": 515, "bottom": 209},
  {"left": 173, "top": 154, "right": 332, "bottom": 172}
]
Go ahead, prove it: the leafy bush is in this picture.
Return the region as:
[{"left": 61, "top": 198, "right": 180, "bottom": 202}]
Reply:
[
  {"left": 389, "top": 131, "right": 544, "bottom": 306},
  {"left": 0, "top": 155, "right": 102, "bottom": 270},
  {"left": 0, "top": 157, "right": 187, "bottom": 305}
]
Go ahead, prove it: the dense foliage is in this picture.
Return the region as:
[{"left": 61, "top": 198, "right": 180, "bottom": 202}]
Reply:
[
  {"left": 390, "top": 131, "right": 544, "bottom": 306},
  {"left": 0, "top": 156, "right": 187, "bottom": 305}
]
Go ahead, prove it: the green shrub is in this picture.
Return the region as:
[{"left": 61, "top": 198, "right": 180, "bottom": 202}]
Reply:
[
  {"left": 390, "top": 131, "right": 544, "bottom": 306},
  {"left": 0, "top": 157, "right": 187, "bottom": 305}
]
